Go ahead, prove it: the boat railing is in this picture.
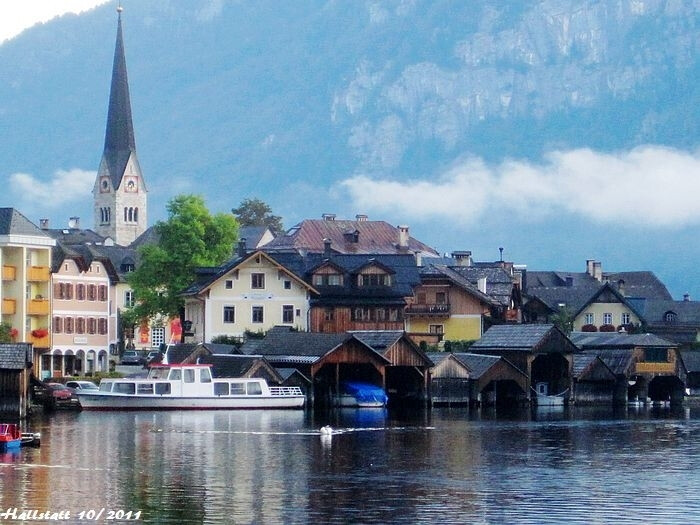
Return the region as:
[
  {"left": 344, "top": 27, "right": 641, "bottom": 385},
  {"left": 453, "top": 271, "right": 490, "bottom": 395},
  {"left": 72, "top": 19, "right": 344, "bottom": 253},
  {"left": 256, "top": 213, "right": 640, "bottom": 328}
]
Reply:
[{"left": 269, "top": 386, "right": 303, "bottom": 396}]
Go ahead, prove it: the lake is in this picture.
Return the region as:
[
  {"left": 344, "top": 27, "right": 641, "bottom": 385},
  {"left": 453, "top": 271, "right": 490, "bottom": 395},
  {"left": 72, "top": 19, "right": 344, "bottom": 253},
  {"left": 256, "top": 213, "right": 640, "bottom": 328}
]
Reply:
[{"left": 2, "top": 405, "right": 700, "bottom": 524}]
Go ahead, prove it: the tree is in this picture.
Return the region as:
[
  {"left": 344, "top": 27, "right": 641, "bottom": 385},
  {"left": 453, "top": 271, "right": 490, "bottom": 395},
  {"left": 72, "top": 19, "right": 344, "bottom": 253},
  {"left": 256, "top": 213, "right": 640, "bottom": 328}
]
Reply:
[
  {"left": 552, "top": 306, "right": 574, "bottom": 335},
  {"left": 232, "top": 198, "right": 284, "bottom": 235},
  {"left": 127, "top": 194, "right": 239, "bottom": 341},
  {"left": 0, "top": 322, "right": 13, "bottom": 343}
]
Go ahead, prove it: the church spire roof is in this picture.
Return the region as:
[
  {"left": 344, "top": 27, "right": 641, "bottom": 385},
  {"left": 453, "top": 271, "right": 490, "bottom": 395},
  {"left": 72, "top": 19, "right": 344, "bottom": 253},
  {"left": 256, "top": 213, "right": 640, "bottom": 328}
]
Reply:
[{"left": 102, "top": 9, "right": 136, "bottom": 189}]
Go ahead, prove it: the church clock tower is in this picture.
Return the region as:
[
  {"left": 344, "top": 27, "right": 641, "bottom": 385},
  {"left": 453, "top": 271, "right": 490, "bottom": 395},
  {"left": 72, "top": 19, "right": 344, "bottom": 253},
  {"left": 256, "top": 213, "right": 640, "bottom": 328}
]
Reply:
[{"left": 93, "top": 6, "right": 147, "bottom": 246}]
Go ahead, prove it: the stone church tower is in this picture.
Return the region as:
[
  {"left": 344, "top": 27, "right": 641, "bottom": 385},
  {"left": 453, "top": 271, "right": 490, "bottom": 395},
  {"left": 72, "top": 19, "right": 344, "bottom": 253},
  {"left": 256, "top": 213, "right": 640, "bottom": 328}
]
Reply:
[{"left": 93, "top": 8, "right": 147, "bottom": 246}]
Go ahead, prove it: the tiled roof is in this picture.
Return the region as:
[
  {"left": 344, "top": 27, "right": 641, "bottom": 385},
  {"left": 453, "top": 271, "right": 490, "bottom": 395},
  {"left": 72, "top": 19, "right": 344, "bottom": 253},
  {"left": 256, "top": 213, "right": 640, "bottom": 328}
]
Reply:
[
  {"left": 420, "top": 265, "right": 501, "bottom": 307},
  {"left": 471, "top": 324, "right": 556, "bottom": 351},
  {"left": 239, "top": 226, "right": 272, "bottom": 249},
  {"left": 275, "top": 367, "right": 311, "bottom": 383},
  {"left": 349, "top": 330, "right": 404, "bottom": 351},
  {"left": 0, "top": 344, "right": 32, "bottom": 370},
  {"left": 680, "top": 350, "right": 700, "bottom": 373},
  {"left": 264, "top": 219, "right": 438, "bottom": 256},
  {"left": 588, "top": 349, "right": 636, "bottom": 376},
  {"left": 635, "top": 299, "right": 700, "bottom": 325},
  {"left": 0, "top": 208, "right": 49, "bottom": 237},
  {"left": 197, "top": 354, "right": 265, "bottom": 378},
  {"left": 452, "top": 353, "right": 502, "bottom": 378},
  {"left": 254, "top": 326, "right": 351, "bottom": 357},
  {"left": 569, "top": 331, "right": 675, "bottom": 349},
  {"left": 572, "top": 353, "right": 600, "bottom": 377},
  {"left": 166, "top": 344, "right": 198, "bottom": 364},
  {"left": 447, "top": 265, "right": 515, "bottom": 307}
]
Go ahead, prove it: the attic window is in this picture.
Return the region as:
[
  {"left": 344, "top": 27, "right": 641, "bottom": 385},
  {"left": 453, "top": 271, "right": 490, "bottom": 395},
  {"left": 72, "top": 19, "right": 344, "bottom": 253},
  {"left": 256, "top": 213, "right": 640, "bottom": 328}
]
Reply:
[
  {"left": 358, "top": 273, "right": 392, "bottom": 287},
  {"left": 664, "top": 311, "right": 677, "bottom": 323}
]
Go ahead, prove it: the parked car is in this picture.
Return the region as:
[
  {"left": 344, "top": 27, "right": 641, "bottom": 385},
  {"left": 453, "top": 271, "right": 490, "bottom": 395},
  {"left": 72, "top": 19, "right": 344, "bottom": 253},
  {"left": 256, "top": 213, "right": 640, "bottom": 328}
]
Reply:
[
  {"left": 121, "top": 350, "right": 143, "bottom": 365},
  {"left": 65, "top": 380, "right": 99, "bottom": 392},
  {"left": 35, "top": 383, "right": 81, "bottom": 410}
]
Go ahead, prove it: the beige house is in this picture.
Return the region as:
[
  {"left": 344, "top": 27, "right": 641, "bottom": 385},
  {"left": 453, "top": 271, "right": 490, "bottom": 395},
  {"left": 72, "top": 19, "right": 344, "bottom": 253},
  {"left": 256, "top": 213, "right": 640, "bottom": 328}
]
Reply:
[{"left": 183, "top": 249, "right": 316, "bottom": 342}]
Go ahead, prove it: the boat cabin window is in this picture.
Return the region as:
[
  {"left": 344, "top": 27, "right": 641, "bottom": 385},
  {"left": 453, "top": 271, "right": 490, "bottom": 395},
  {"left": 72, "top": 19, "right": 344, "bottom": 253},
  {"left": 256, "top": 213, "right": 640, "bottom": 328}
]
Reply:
[
  {"left": 247, "top": 382, "right": 262, "bottom": 396},
  {"left": 99, "top": 383, "right": 112, "bottom": 392},
  {"left": 169, "top": 369, "right": 182, "bottom": 381},
  {"left": 214, "top": 383, "right": 229, "bottom": 396},
  {"left": 114, "top": 383, "right": 136, "bottom": 395},
  {"left": 149, "top": 368, "right": 169, "bottom": 380},
  {"left": 200, "top": 368, "right": 212, "bottom": 383},
  {"left": 155, "top": 383, "right": 171, "bottom": 395},
  {"left": 230, "top": 382, "right": 246, "bottom": 395},
  {"left": 137, "top": 383, "right": 154, "bottom": 395},
  {"left": 184, "top": 369, "right": 195, "bottom": 383}
]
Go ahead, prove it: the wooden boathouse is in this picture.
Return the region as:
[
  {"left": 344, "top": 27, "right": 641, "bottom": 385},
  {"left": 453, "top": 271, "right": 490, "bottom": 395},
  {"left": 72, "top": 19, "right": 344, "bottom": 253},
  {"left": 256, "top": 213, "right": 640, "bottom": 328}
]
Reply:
[{"left": 0, "top": 343, "right": 33, "bottom": 418}]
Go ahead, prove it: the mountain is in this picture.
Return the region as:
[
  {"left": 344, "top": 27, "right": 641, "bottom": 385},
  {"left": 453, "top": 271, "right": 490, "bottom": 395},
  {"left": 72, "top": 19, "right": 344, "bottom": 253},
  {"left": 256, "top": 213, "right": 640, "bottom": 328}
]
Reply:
[{"left": 0, "top": 0, "right": 698, "bottom": 297}]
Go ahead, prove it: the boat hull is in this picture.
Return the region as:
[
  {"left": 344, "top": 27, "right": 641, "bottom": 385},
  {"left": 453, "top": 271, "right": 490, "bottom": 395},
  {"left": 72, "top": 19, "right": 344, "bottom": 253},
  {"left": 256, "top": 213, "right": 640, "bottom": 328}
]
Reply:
[
  {"left": 78, "top": 393, "right": 305, "bottom": 410},
  {"left": 0, "top": 439, "right": 20, "bottom": 450},
  {"left": 338, "top": 395, "right": 386, "bottom": 408},
  {"left": 535, "top": 394, "right": 565, "bottom": 407}
]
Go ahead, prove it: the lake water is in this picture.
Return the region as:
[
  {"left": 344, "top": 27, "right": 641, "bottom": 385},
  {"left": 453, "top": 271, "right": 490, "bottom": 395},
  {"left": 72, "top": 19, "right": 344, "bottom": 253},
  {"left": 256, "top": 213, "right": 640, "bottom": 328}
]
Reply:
[{"left": 2, "top": 405, "right": 700, "bottom": 524}]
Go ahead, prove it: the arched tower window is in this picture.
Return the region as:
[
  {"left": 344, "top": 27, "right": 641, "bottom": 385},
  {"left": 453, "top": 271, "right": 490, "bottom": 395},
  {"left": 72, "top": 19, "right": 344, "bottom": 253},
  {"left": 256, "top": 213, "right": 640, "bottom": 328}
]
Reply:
[
  {"left": 134, "top": 207, "right": 138, "bottom": 222},
  {"left": 124, "top": 207, "right": 128, "bottom": 222}
]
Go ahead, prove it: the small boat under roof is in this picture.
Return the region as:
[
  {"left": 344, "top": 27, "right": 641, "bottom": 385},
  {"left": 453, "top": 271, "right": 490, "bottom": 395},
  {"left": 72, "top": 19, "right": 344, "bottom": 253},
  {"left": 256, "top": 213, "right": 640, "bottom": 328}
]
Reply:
[{"left": 76, "top": 363, "right": 305, "bottom": 410}]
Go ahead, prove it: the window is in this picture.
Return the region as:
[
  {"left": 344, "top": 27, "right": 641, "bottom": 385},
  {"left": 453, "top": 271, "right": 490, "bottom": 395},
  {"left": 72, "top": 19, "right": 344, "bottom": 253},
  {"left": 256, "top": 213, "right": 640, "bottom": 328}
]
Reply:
[
  {"left": 200, "top": 368, "right": 212, "bottom": 383},
  {"left": 98, "top": 318, "right": 108, "bottom": 335},
  {"left": 87, "top": 318, "right": 97, "bottom": 335},
  {"left": 324, "top": 308, "right": 334, "bottom": 321},
  {"left": 76, "top": 284, "right": 86, "bottom": 301},
  {"left": 151, "top": 327, "right": 165, "bottom": 347},
  {"left": 645, "top": 348, "right": 668, "bottom": 362},
  {"left": 312, "top": 273, "right": 343, "bottom": 286},
  {"left": 359, "top": 273, "right": 391, "bottom": 287},
  {"left": 282, "top": 305, "right": 294, "bottom": 324},
  {"left": 225, "top": 280, "right": 233, "bottom": 289},
  {"left": 87, "top": 285, "right": 97, "bottom": 301},
  {"left": 429, "top": 324, "right": 444, "bottom": 335},
  {"left": 247, "top": 382, "right": 263, "bottom": 395},
  {"left": 621, "top": 312, "right": 630, "bottom": 325},
  {"left": 169, "top": 369, "right": 182, "bottom": 381},
  {"left": 388, "top": 308, "right": 400, "bottom": 322},
  {"left": 435, "top": 292, "right": 448, "bottom": 304},
  {"left": 98, "top": 285, "right": 107, "bottom": 301},
  {"left": 230, "top": 382, "right": 246, "bottom": 395},
  {"left": 665, "top": 311, "right": 677, "bottom": 323},
  {"left": 65, "top": 317, "right": 74, "bottom": 334},
  {"left": 184, "top": 369, "right": 195, "bottom": 383},
  {"left": 124, "top": 290, "right": 135, "bottom": 308},
  {"left": 223, "top": 306, "right": 235, "bottom": 324},
  {"left": 251, "top": 273, "right": 265, "bottom": 289},
  {"left": 76, "top": 318, "right": 85, "bottom": 334},
  {"left": 137, "top": 384, "right": 154, "bottom": 395},
  {"left": 53, "top": 317, "right": 63, "bottom": 334},
  {"left": 214, "top": 383, "right": 229, "bottom": 396},
  {"left": 584, "top": 313, "right": 594, "bottom": 325},
  {"left": 252, "top": 306, "right": 264, "bottom": 323},
  {"left": 603, "top": 313, "right": 613, "bottom": 325},
  {"left": 284, "top": 280, "right": 292, "bottom": 290},
  {"left": 155, "top": 383, "right": 171, "bottom": 395}
]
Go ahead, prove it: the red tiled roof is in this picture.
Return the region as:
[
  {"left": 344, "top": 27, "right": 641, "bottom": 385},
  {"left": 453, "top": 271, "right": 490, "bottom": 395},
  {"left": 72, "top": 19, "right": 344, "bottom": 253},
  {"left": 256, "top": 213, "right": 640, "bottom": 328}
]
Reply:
[{"left": 264, "top": 219, "right": 438, "bottom": 255}]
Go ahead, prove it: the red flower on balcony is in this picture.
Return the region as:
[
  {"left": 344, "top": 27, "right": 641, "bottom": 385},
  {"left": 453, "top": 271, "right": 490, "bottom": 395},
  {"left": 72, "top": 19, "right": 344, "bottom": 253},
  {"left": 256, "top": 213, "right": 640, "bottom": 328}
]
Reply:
[
  {"left": 9, "top": 328, "right": 18, "bottom": 339},
  {"left": 31, "top": 328, "right": 48, "bottom": 338}
]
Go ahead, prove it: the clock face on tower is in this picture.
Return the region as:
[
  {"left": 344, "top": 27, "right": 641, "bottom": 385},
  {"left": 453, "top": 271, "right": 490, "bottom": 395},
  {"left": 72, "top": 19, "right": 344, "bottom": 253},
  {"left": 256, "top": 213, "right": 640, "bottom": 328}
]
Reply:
[{"left": 100, "top": 177, "right": 110, "bottom": 193}]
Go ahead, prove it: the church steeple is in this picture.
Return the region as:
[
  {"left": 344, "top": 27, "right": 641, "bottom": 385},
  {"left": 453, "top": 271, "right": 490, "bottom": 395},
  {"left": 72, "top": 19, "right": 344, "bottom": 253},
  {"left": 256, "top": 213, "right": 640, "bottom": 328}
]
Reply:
[
  {"left": 93, "top": 6, "right": 147, "bottom": 246},
  {"left": 103, "top": 8, "right": 136, "bottom": 189}
]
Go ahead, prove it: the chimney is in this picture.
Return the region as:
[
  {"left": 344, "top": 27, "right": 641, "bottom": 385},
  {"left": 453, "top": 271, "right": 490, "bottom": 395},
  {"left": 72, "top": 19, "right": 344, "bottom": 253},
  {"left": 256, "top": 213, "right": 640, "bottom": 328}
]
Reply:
[
  {"left": 477, "top": 277, "right": 487, "bottom": 294},
  {"left": 68, "top": 216, "right": 80, "bottom": 229},
  {"left": 39, "top": 218, "right": 49, "bottom": 230},
  {"left": 586, "top": 259, "right": 595, "bottom": 277},
  {"left": 355, "top": 214, "right": 368, "bottom": 222},
  {"left": 684, "top": 293, "right": 691, "bottom": 302},
  {"left": 617, "top": 279, "right": 625, "bottom": 296},
  {"left": 452, "top": 251, "right": 472, "bottom": 267},
  {"left": 237, "top": 238, "right": 247, "bottom": 257},
  {"left": 323, "top": 238, "right": 332, "bottom": 259},
  {"left": 322, "top": 213, "right": 336, "bottom": 221},
  {"left": 398, "top": 225, "right": 409, "bottom": 249},
  {"left": 593, "top": 261, "right": 602, "bottom": 282}
]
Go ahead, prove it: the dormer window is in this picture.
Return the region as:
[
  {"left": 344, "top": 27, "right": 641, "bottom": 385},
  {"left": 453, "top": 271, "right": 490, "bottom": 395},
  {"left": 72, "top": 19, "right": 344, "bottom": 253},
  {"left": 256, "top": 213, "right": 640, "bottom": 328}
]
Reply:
[
  {"left": 358, "top": 273, "right": 392, "bottom": 287},
  {"left": 664, "top": 311, "right": 677, "bottom": 323},
  {"left": 313, "top": 273, "right": 344, "bottom": 286}
]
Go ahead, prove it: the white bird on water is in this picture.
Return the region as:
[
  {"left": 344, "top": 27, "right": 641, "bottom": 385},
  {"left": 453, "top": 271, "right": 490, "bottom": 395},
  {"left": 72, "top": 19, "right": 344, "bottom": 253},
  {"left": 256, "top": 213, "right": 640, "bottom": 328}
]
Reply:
[{"left": 320, "top": 425, "right": 333, "bottom": 435}]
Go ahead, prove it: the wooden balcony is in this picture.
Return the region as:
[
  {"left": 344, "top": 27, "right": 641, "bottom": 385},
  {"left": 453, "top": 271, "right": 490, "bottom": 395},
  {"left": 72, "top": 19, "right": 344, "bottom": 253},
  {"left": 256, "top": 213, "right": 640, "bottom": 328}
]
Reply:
[
  {"left": 2, "top": 265, "right": 16, "bottom": 281},
  {"left": 635, "top": 362, "right": 676, "bottom": 374},
  {"left": 2, "top": 298, "right": 16, "bottom": 315},
  {"left": 27, "top": 266, "right": 50, "bottom": 282},
  {"left": 29, "top": 334, "right": 50, "bottom": 348},
  {"left": 405, "top": 303, "right": 451, "bottom": 316},
  {"left": 27, "top": 299, "right": 49, "bottom": 315}
]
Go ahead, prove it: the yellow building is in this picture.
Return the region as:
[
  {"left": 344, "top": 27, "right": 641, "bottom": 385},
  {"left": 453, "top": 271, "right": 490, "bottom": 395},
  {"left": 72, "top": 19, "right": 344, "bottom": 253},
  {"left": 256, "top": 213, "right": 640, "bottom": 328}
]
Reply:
[{"left": 0, "top": 209, "right": 55, "bottom": 371}]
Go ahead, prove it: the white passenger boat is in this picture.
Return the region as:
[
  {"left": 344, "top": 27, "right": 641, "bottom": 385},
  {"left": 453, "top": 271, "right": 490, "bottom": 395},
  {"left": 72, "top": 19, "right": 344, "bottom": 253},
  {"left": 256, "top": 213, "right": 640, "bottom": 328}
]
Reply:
[{"left": 77, "top": 364, "right": 305, "bottom": 410}]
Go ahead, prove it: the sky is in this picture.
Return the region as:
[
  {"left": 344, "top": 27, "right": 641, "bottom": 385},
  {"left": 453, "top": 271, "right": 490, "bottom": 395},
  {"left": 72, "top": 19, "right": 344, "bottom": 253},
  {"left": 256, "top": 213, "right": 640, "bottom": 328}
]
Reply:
[{"left": 0, "top": 0, "right": 108, "bottom": 43}]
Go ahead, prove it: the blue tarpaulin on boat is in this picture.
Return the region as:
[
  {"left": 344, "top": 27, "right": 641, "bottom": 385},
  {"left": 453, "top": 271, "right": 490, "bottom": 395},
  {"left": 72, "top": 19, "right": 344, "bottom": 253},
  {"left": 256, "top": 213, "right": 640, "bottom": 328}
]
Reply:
[{"left": 341, "top": 382, "right": 388, "bottom": 404}]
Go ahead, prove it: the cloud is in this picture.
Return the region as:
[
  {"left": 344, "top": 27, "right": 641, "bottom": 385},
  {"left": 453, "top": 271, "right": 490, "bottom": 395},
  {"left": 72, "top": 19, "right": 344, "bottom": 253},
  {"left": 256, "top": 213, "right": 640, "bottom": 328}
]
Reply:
[
  {"left": 340, "top": 146, "right": 700, "bottom": 228},
  {"left": 8, "top": 168, "right": 95, "bottom": 214}
]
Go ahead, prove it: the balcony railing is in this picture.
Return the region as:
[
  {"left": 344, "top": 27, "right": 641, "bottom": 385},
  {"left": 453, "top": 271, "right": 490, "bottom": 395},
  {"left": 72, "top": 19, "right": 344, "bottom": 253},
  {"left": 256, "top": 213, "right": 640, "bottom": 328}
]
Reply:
[
  {"left": 27, "top": 266, "right": 50, "bottom": 282},
  {"left": 405, "top": 303, "right": 451, "bottom": 316},
  {"left": 2, "top": 265, "right": 16, "bottom": 281},
  {"left": 1, "top": 298, "right": 16, "bottom": 315},
  {"left": 635, "top": 362, "right": 676, "bottom": 374},
  {"left": 27, "top": 299, "right": 49, "bottom": 315}
]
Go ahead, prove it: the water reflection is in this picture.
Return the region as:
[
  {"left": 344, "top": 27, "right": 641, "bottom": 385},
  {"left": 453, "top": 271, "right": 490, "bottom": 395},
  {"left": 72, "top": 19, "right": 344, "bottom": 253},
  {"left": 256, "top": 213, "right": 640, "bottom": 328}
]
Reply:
[{"left": 2, "top": 406, "right": 700, "bottom": 523}]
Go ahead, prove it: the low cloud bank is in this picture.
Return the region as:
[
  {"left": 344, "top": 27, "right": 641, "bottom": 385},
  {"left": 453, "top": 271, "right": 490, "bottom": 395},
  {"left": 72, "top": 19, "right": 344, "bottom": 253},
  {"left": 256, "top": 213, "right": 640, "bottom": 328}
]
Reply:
[
  {"left": 341, "top": 146, "right": 700, "bottom": 228},
  {"left": 8, "top": 168, "right": 95, "bottom": 217}
]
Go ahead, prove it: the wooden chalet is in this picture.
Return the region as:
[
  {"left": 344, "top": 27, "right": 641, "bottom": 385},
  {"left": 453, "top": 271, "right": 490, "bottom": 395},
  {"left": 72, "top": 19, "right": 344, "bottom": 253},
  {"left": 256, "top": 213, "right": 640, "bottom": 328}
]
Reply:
[
  {"left": 427, "top": 352, "right": 528, "bottom": 406},
  {"left": 0, "top": 343, "right": 33, "bottom": 418},
  {"left": 570, "top": 331, "right": 685, "bottom": 404},
  {"left": 469, "top": 324, "right": 577, "bottom": 404},
  {"left": 572, "top": 353, "right": 618, "bottom": 404}
]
